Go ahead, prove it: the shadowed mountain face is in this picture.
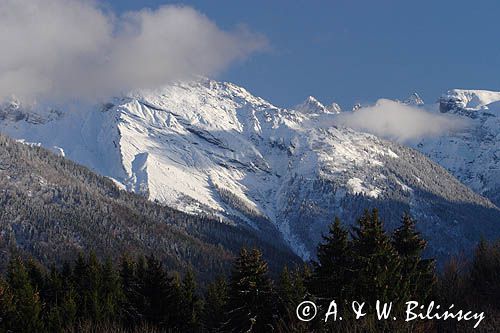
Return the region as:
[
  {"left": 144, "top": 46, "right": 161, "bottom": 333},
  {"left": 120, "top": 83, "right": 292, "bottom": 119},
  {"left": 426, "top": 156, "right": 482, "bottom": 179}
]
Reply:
[
  {"left": 0, "top": 134, "right": 300, "bottom": 278},
  {"left": 0, "top": 79, "right": 498, "bottom": 262}
]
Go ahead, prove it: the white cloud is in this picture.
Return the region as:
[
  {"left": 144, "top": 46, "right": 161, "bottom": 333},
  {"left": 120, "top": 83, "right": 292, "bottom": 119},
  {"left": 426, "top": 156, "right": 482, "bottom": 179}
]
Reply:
[
  {"left": 0, "top": 0, "right": 267, "bottom": 102},
  {"left": 334, "top": 99, "right": 470, "bottom": 142}
]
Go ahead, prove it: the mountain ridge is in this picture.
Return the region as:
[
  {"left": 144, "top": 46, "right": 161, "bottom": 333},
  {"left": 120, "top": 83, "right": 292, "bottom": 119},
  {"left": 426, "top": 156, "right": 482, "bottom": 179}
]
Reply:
[{"left": 0, "top": 79, "right": 498, "bottom": 261}]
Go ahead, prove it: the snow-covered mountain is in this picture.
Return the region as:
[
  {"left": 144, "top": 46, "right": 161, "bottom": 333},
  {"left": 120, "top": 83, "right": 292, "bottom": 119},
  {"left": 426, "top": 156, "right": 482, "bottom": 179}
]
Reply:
[
  {"left": 415, "top": 89, "right": 500, "bottom": 207},
  {"left": 0, "top": 79, "right": 498, "bottom": 261},
  {"left": 294, "top": 96, "right": 341, "bottom": 114},
  {"left": 403, "top": 92, "right": 425, "bottom": 106}
]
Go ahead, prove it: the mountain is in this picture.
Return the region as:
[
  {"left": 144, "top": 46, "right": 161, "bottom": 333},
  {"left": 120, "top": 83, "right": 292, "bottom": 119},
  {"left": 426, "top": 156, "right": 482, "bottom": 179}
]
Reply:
[
  {"left": 415, "top": 89, "right": 500, "bottom": 206},
  {"left": 0, "top": 79, "right": 498, "bottom": 262},
  {"left": 0, "top": 133, "right": 299, "bottom": 277},
  {"left": 403, "top": 92, "right": 425, "bottom": 106},
  {"left": 294, "top": 96, "right": 341, "bottom": 114}
]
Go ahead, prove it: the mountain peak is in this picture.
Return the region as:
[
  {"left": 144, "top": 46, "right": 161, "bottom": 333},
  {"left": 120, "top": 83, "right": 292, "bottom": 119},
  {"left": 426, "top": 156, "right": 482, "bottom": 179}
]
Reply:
[
  {"left": 327, "top": 102, "right": 342, "bottom": 113},
  {"left": 403, "top": 92, "right": 424, "bottom": 105},
  {"left": 352, "top": 103, "right": 362, "bottom": 112},
  {"left": 439, "top": 89, "right": 500, "bottom": 116},
  {"left": 294, "top": 96, "right": 340, "bottom": 114}
]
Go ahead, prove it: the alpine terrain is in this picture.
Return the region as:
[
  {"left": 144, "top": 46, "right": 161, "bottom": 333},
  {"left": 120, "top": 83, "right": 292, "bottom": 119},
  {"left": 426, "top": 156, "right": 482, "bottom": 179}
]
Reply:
[
  {"left": 0, "top": 79, "right": 498, "bottom": 262},
  {"left": 414, "top": 89, "right": 500, "bottom": 207}
]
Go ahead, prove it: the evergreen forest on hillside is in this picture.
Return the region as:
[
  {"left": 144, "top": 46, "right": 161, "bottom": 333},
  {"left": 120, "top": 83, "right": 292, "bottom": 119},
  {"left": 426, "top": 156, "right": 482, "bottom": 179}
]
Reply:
[{"left": 1, "top": 210, "right": 498, "bottom": 332}]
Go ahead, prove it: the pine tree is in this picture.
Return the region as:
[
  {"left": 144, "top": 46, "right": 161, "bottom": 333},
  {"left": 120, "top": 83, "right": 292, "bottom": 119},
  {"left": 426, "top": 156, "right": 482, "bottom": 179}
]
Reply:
[
  {"left": 178, "top": 269, "right": 202, "bottom": 331},
  {"left": 392, "top": 213, "right": 435, "bottom": 302},
  {"left": 71, "top": 252, "right": 88, "bottom": 319},
  {"left": 276, "top": 265, "right": 310, "bottom": 332},
  {"left": 224, "top": 248, "right": 275, "bottom": 333},
  {"left": 6, "top": 256, "right": 43, "bottom": 332},
  {"left": 140, "top": 254, "right": 175, "bottom": 327},
  {"left": 351, "top": 209, "right": 402, "bottom": 304},
  {"left": 119, "top": 255, "right": 140, "bottom": 325},
  {"left": 469, "top": 239, "right": 500, "bottom": 308},
  {"left": 25, "top": 259, "right": 45, "bottom": 294},
  {"left": 100, "top": 257, "right": 122, "bottom": 322},
  {"left": 59, "top": 288, "right": 77, "bottom": 328},
  {"left": 72, "top": 252, "right": 101, "bottom": 321},
  {"left": 203, "top": 276, "right": 228, "bottom": 332},
  {"left": 45, "top": 265, "right": 63, "bottom": 306},
  {"left": 0, "top": 276, "right": 15, "bottom": 331},
  {"left": 46, "top": 305, "right": 63, "bottom": 333},
  {"left": 310, "top": 217, "right": 352, "bottom": 303}
]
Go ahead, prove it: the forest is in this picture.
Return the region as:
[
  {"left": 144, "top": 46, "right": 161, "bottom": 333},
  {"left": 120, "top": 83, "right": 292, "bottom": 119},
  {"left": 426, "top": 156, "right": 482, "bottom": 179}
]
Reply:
[
  {"left": 0, "top": 209, "right": 498, "bottom": 332},
  {"left": 0, "top": 133, "right": 299, "bottom": 279}
]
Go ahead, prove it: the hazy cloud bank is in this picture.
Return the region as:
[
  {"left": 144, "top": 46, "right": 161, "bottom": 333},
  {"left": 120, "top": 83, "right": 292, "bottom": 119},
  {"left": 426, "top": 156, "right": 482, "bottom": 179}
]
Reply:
[
  {"left": 335, "top": 99, "right": 470, "bottom": 142},
  {"left": 0, "top": 0, "right": 267, "bottom": 102}
]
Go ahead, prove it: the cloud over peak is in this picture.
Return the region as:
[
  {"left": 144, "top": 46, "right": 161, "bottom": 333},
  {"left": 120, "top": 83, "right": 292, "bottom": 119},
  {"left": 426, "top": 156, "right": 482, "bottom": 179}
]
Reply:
[
  {"left": 0, "top": 0, "right": 267, "bottom": 102},
  {"left": 335, "top": 99, "right": 470, "bottom": 142}
]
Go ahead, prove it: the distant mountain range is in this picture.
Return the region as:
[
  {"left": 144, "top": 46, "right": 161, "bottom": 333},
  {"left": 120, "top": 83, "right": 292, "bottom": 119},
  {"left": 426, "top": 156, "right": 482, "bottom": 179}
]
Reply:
[{"left": 0, "top": 79, "right": 498, "bottom": 264}]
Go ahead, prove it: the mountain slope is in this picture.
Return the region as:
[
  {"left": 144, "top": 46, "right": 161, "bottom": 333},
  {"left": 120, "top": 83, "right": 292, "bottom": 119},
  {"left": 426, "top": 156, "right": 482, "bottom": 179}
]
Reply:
[
  {"left": 0, "top": 133, "right": 299, "bottom": 277},
  {"left": 415, "top": 89, "right": 500, "bottom": 206},
  {"left": 1, "top": 79, "right": 498, "bottom": 262}
]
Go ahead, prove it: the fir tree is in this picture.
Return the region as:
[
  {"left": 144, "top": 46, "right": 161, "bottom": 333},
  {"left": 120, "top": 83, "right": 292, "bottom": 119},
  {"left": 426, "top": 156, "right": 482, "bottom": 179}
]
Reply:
[
  {"left": 392, "top": 213, "right": 435, "bottom": 301},
  {"left": 6, "top": 257, "right": 43, "bottom": 332},
  {"left": 25, "top": 259, "right": 45, "bottom": 295},
  {"left": 71, "top": 252, "right": 101, "bottom": 321},
  {"left": 203, "top": 276, "right": 228, "bottom": 332},
  {"left": 119, "top": 255, "right": 140, "bottom": 325},
  {"left": 178, "top": 269, "right": 203, "bottom": 331},
  {"left": 469, "top": 239, "right": 500, "bottom": 308},
  {"left": 276, "top": 265, "right": 310, "bottom": 332},
  {"left": 42, "top": 263, "right": 75, "bottom": 331},
  {"left": 310, "top": 217, "right": 352, "bottom": 303},
  {"left": 59, "top": 288, "right": 77, "bottom": 328},
  {"left": 351, "top": 209, "right": 402, "bottom": 304},
  {"left": 0, "top": 276, "right": 15, "bottom": 331},
  {"left": 140, "top": 254, "right": 175, "bottom": 327},
  {"left": 225, "top": 248, "right": 275, "bottom": 333},
  {"left": 100, "top": 257, "right": 123, "bottom": 322},
  {"left": 46, "top": 305, "right": 63, "bottom": 333}
]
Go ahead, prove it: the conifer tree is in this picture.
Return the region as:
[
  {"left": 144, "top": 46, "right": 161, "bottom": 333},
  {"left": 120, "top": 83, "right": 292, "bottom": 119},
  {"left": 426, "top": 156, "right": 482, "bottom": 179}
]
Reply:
[
  {"left": 86, "top": 252, "right": 102, "bottom": 321},
  {"left": 276, "top": 265, "right": 310, "bottom": 332},
  {"left": 469, "top": 239, "right": 500, "bottom": 308},
  {"left": 225, "top": 248, "right": 275, "bottom": 333},
  {"left": 0, "top": 276, "right": 15, "bottom": 331},
  {"left": 279, "top": 266, "right": 309, "bottom": 314},
  {"left": 25, "top": 259, "right": 45, "bottom": 294},
  {"left": 351, "top": 209, "right": 402, "bottom": 304},
  {"left": 392, "top": 213, "right": 435, "bottom": 301},
  {"left": 203, "top": 276, "right": 228, "bottom": 332},
  {"left": 59, "top": 287, "right": 77, "bottom": 328},
  {"left": 141, "top": 254, "right": 175, "bottom": 327},
  {"left": 46, "top": 305, "right": 63, "bottom": 333},
  {"left": 178, "top": 269, "right": 203, "bottom": 331},
  {"left": 100, "top": 257, "right": 122, "bottom": 322},
  {"left": 6, "top": 257, "right": 43, "bottom": 332},
  {"left": 119, "top": 255, "right": 140, "bottom": 325},
  {"left": 71, "top": 252, "right": 102, "bottom": 321},
  {"left": 71, "top": 252, "right": 88, "bottom": 319},
  {"left": 310, "top": 217, "right": 352, "bottom": 303},
  {"left": 45, "top": 265, "right": 62, "bottom": 306}
]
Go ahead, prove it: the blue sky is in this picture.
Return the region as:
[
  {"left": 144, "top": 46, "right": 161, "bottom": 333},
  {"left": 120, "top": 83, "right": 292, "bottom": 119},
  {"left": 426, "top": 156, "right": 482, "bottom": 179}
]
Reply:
[{"left": 109, "top": 0, "right": 500, "bottom": 108}]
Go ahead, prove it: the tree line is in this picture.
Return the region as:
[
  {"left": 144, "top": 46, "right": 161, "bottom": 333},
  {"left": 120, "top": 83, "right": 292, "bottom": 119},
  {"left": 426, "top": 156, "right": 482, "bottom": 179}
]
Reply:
[{"left": 0, "top": 209, "right": 498, "bottom": 332}]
